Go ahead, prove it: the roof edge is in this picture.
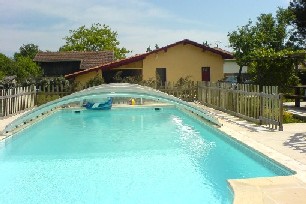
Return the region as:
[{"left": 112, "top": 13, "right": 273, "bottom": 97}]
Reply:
[{"left": 65, "top": 54, "right": 147, "bottom": 79}]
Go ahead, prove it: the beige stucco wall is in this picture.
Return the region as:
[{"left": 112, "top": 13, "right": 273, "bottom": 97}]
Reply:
[
  {"left": 113, "top": 61, "right": 143, "bottom": 70},
  {"left": 74, "top": 70, "right": 102, "bottom": 88},
  {"left": 72, "top": 43, "right": 226, "bottom": 85},
  {"left": 73, "top": 60, "right": 143, "bottom": 87},
  {"left": 142, "top": 44, "right": 224, "bottom": 82}
]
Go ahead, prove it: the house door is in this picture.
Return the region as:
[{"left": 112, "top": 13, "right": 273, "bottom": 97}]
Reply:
[
  {"left": 201, "top": 67, "right": 210, "bottom": 81},
  {"left": 156, "top": 68, "right": 166, "bottom": 86}
]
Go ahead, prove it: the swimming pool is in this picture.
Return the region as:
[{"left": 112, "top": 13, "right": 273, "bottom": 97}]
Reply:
[{"left": 0, "top": 107, "right": 293, "bottom": 203}]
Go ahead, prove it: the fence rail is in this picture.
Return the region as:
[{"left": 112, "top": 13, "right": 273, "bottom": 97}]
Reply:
[
  {"left": 0, "top": 86, "right": 36, "bottom": 117},
  {"left": 197, "top": 82, "right": 283, "bottom": 130}
]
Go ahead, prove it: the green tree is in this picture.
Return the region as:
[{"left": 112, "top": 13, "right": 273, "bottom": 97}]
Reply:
[
  {"left": 227, "top": 8, "right": 303, "bottom": 89},
  {"left": 289, "top": 0, "right": 306, "bottom": 48},
  {"left": 60, "top": 23, "right": 130, "bottom": 59},
  {"left": 14, "top": 44, "right": 40, "bottom": 60},
  {"left": 0, "top": 53, "right": 41, "bottom": 83},
  {"left": 13, "top": 56, "right": 42, "bottom": 81},
  {"left": 248, "top": 49, "right": 303, "bottom": 91},
  {"left": 227, "top": 20, "right": 256, "bottom": 82},
  {"left": 0, "top": 53, "right": 14, "bottom": 80}
]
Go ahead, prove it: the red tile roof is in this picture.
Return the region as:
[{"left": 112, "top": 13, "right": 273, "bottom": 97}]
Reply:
[
  {"left": 34, "top": 51, "right": 114, "bottom": 70},
  {"left": 65, "top": 54, "right": 147, "bottom": 79},
  {"left": 65, "top": 39, "right": 234, "bottom": 79}
]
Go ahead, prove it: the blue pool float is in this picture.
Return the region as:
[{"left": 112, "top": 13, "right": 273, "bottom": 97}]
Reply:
[{"left": 85, "top": 98, "right": 112, "bottom": 110}]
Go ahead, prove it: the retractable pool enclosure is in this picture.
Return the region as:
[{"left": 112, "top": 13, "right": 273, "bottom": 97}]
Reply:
[{"left": 2, "top": 83, "right": 221, "bottom": 133}]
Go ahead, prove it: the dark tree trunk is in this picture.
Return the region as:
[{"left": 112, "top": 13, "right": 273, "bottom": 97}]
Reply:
[{"left": 237, "top": 65, "right": 243, "bottom": 83}]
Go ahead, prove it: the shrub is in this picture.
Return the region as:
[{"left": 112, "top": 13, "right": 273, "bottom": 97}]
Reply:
[{"left": 283, "top": 111, "right": 303, "bottom": 123}]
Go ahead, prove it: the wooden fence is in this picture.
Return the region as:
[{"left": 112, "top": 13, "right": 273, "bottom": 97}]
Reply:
[
  {"left": 36, "top": 84, "right": 73, "bottom": 106},
  {"left": 1, "top": 82, "right": 283, "bottom": 130},
  {"left": 197, "top": 82, "right": 283, "bottom": 130},
  {"left": 157, "top": 81, "right": 197, "bottom": 102},
  {"left": 0, "top": 86, "right": 36, "bottom": 117}
]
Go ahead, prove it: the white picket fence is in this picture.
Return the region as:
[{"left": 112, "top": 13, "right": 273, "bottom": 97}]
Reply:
[{"left": 0, "top": 86, "right": 36, "bottom": 117}]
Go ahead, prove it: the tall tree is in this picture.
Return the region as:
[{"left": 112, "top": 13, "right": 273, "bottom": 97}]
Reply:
[
  {"left": 60, "top": 23, "right": 130, "bottom": 59},
  {"left": 0, "top": 53, "right": 14, "bottom": 80},
  {"left": 14, "top": 44, "right": 40, "bottom": 60},
  {"left": 248, "top": 49, "right": 303, "bottom": 90},
  {"left": 227, "top": 8, "right": 303, "bottom": 89},
  {"left": 289, "top": 0, "right": 306, "bottom": 47},
  {"left": 227, "top": 20, "right": 256, "bottom": 82},
  {"left": 14, "top": 56, "right": 42, "bottom": 81},
  {"left": 0, "top": 53, "right": 41, "bottom": 82}
]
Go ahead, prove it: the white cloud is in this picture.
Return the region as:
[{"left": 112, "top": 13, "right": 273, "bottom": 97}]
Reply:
[
  {"left": 118, "top": 25, "right": 230, "bottom": 55},
  {"left": 0, "top": 0, "right": 229, "bottom": 56}
]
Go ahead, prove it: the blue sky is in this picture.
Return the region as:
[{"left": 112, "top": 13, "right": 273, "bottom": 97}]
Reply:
[{"left": 0, "top": 0, "right": 290, "bottom": 57}]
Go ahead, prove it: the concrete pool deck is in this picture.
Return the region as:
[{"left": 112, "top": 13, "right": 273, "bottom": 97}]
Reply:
[{"left": 1, "top": 104, "right": 306, "bottom": 204}]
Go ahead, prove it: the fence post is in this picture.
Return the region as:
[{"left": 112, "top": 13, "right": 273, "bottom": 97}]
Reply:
[
  {"left": 278, "top": 93, "right": 284, "bottom": 131},
  {"left": 197, "top": 81, "right": 201, "bottom": 102},
  {"left": 0, "top": 89, "right": 3, "bottom": 117},
  {"left": 259, "top": 92, "right": 264, "bottom": 125},
  {"left": 217, "top": 83, "right": 221, "bottom": 107},
  {"left": 32, "top": 85, "right": 36, "bottom": 107}
]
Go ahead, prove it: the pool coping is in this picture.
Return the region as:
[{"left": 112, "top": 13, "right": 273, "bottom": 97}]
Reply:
[
  {"left": 223, "top": 122, "right": 306, "bottom": 204},
  {"left": 190, "top": 103, "right": 306, "bottom": 204}
]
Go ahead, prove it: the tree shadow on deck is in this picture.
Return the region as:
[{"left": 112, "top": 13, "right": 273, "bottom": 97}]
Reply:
[{"left": 283, "top": 132, "right": 306, "bottom": 153}]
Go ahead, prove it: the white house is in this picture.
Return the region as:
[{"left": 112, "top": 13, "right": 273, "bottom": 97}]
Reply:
[{"left": 223, "top": 59, "right": 247, "bottom": 76}]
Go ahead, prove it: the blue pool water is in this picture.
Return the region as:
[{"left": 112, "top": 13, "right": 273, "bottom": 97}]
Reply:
[{"left": 0, "top": 107, "right": 292, "bottom": 204}]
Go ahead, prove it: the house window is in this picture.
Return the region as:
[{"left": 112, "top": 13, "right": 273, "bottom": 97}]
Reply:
[{"left": 156, "top": 68, "right": 166, "bottom": 86}]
